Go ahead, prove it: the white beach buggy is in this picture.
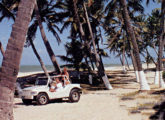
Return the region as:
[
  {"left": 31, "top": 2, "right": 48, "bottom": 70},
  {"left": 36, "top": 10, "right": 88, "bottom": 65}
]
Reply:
[{"left": 19, "top": 75, "right": 82, "bottom": 105}]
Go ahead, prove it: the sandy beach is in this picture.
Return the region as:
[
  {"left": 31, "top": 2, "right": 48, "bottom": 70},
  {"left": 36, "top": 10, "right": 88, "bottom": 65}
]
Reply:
[{"left": 14, "top": 64, "right": 164, "bottom": 120}]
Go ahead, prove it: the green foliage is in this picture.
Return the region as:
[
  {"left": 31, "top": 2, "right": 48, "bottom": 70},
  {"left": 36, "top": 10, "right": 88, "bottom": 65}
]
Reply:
[
  {"left": 59, "top": 40, "right": 89, "bottom": 71},
  {"left": 162, "top": 71, "right": 165, "bottom": 79}
]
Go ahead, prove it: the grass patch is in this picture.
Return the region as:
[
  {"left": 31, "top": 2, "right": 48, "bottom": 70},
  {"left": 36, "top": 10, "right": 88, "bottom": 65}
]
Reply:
[
  {"left": 120, "top": 91, "right": 139, "bottom": 101},
  {"left": 129, "top": 102, "right": 156, "bottom": 114},
  {"left": 142, "top": 111, "right": 154, "bottom": 116}
]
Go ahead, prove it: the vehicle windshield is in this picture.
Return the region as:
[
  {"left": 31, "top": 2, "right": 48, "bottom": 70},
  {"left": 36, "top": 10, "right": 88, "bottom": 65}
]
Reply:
[{"left": 35, "top": 78, "right": 48, "bottom": 85}]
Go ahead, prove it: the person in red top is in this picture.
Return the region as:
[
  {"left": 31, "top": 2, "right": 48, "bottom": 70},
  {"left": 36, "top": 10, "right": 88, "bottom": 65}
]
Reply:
[{"left": 61, "top": 67, "right": 70, "bottom": 85}]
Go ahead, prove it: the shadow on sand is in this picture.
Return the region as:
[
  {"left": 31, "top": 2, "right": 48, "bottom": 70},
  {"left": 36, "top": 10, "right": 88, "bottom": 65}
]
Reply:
[
  {"left": 150, "top": 90, "right": 165, "bottom": 120},
  {"left": 15, "top": 99, "right": 70, "bottom": 106},
  {"left": 150, "top": 101, "right": 165, "bottom": 120}
]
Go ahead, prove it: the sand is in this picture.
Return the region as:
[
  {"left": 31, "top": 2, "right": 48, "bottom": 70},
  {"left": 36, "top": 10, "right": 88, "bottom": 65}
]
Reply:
[
  {"left": 14, "top": 93, "right": 133, "bottom": 120},
  {"left": 14, "top": 64, "right": 159, "bottom": 120}
]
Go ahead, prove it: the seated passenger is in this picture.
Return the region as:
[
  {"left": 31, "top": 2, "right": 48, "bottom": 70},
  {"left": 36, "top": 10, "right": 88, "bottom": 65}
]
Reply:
[{"left": 49, "top": 77, "right": 63, "bottom": 92}]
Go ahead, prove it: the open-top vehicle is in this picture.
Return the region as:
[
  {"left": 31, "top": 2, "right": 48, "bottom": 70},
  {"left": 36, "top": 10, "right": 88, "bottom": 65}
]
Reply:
[{"left": 19, "top": 75, "right": 82, "bottom": 105}]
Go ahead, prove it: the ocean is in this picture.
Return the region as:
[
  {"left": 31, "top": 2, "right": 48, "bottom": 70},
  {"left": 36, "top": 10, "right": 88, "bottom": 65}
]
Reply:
[{"left": 19, "top": 64, "right": 123, "bottom": 73}]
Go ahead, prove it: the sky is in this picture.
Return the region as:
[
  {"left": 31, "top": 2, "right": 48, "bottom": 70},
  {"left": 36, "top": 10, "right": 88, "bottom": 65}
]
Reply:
[{"left": 0, "top": 1, "right": 161, "bottom": 66}]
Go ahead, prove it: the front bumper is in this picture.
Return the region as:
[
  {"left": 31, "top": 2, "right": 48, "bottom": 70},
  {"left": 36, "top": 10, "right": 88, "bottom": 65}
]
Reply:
[
  {"left": 19, "top": 91, "right": 37, "bottom": 100},
  {"left": 21, "top": 95, "right": 34, "bottom": 100}
]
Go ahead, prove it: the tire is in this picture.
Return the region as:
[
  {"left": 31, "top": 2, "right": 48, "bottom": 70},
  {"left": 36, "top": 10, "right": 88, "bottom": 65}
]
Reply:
[
  {"left": 69, "top": 89, "right": 80, "bottom": 103},
  {"left": 36, "top": 93, "right": 49, "bottom": 105},
  {"left": 22, "top": 99, "right": 32, "bottom": 105}
]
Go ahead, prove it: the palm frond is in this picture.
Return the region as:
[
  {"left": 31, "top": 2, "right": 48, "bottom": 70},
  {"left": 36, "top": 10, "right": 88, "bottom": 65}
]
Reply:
[
  {"left": 25, "top": 20, "right": 38, "bottom": 47},
  {"left": 47, "top": 22, "right": 61, "bottom": 45}
]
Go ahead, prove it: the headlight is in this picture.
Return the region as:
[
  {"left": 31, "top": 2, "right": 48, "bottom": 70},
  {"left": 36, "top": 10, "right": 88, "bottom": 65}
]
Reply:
[{"left": 30, "top": 91, "right": 37, "bottom": 95}]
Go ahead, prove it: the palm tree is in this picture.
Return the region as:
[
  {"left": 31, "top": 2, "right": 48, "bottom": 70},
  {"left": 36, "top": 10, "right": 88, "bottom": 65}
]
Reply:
[
  {"left": 30, "top": 39, "right": 50, "bottom": 78},
  {"left": 34, "top": 2, "right": 61, "bottom": 74},
  {"left": 0, "top": 0, "right": 18, "bottom": 57},
  {"left": 157, "top": 0, "right": 165, "bottom": 88},
  {"left": 26, "top": 21, "right": 50, "bottom": 78},
  {"left": 0, "top": 0, "right": 54, "bottom": 76},
  {"left": 0, "top": 0, "right": 62, "bottom": 73},
  {"left": 0, "top": 0, "right": 17, "bottom": 22},
  {"left": 144, "top": 8, "right": 160, "bottom": 84},
  {"left": 120, "top": 0, "right": 150, "bottom": 90},
  {"left": 59, "top": 40, "right": 89, "bottom": 71},
  {"left": 82, "top": 2, "right": 113, "bottom": 89},
  {"left": 103, "top": 0, "right": 145, "bottom": 82},
  {"left": 0, "top": 0, "right": 36, "bottom": 119},
  {"left": 72, "top": 0, "right": 112, "bottom": 89}
]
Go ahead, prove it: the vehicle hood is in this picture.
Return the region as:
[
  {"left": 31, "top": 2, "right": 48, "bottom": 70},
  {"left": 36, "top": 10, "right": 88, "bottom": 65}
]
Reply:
[{"left": 23, "top": 86, "right": 48, "bottom": 91}]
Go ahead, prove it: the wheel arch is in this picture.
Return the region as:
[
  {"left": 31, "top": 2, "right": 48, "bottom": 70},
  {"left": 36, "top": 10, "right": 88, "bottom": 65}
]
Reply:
[
  {"left": 37, "top": 92, "right": 50, "bottom": 100},
  {"left": 70, "top": 87, "right": 82, "bottom": 94}
]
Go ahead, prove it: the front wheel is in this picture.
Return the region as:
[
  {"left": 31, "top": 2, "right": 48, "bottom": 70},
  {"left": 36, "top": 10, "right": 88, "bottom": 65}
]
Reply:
[
  {"left": 22, "top": 99, "right": 32, "bottom": 105},
  {"left": 69, "top": 89, "right": 80, "bottom": 103},
  {"left": 36, "top": 93, "right": 49, "bottom": 105}
]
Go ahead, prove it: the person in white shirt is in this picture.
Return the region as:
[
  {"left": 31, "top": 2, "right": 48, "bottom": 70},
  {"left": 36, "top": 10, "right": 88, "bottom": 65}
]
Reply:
[{"left": 50, "top": 77, "right": 63, "bottom": 92}]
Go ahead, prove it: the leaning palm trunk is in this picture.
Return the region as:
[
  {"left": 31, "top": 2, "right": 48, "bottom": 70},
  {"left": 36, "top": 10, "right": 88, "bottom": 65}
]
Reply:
[
  {"left": 73, "top": 0, "right": 112, "bottom": 89},
  {"left": 120, "top": 55, "right": 126, "bottom": 73},
  {"left": 0, "top": 0, "right": 35, "bottom": 119},
  {"left": 125, "top": 54, "right": 130, "bottom": 70},
  {"left": 83, "top": 3, "right": 112, "bottom": 89},
  {"left": 29, "top": 39, "right": 50, "bottom": 79},
  {"left": 130, "top": 49, "right": 140, "bottom": 82},
  {"left": 156, "top": 0, "right": 165, "bottom": 88},
  {"left": 96, "top": 42, "right": 105, "bottom": 71},
  {"left": 89, "top": 57, "right": 95, "bottom": 71},
  {"left": 120, "top": 0, "right": 150, "bottom": 90},
  {"left": 0, "top": 41, "right": 5, "bottom": 57},
  {"left": 122, "top": 49, "right": 127, "bottom": 73},
  {"left": 122, "top": 37, "right": 127, "bottom": 73},
  {"left": 34, "top": 4, "right": 61, "bottom": 74},
  {"left": 154, "top": 64, "right": 159, "bottom": 85}
]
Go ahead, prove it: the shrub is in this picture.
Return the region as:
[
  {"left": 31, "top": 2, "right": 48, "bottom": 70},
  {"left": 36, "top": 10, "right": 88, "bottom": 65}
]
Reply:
[{"left": 162, "top": 71, "right": 165, "bottom": 79}]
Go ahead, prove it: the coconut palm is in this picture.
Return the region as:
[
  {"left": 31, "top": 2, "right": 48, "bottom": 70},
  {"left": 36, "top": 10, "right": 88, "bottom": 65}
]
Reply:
[
  {"left": 120, "top": 0, "right": 150, "bottom": 90},
  {"left": 32, "top": 1, "right": 62, "bottom": 74},
  {"left": 59, "top": 39, "right": 89, "bottom": 71},
  {"left": 0, "top": 0, "right": 17, "bottom": 22},
  {"left": 26, "top": 21, "right": 50, "bottom": 78},
  {"left": 0, "top": 0, "right": 62, "bottom": 73},
  {"left": 103, "top": 0, "right": 145, "bottom": 82},
  {"left": 0, "top": 0, "right": 54, "bottom": 76},
  {"left": 73, "top": 0, "right": 112, "bottom": 89},
  {"left": 157, "top": 0, "right": 165, "bottom": 88},
  {"left": 0, "top": 0, "right": 36, "bottom": 119},
  {"left": 144, "top": 7, "right": 165, "bottom": 87},
  {"left": 0, "top": 0, "right": 19, "bottom": 57}
]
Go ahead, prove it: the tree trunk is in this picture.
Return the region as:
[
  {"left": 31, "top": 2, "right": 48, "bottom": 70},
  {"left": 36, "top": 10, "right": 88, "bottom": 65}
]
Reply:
[
  {"left": 83, "top": 3, "right": 112, "bottom": 89},
  {"left": 29, "top": 39, "right": 50, "bottom": 78},
  {"left": 0, "top": 0, "right": 35, "bottom": 119},
  {"left": 125, "top": 53, "right": 130, "bottom": 70},
  {"left": 157, "top": 0, "right": 165, "bottom": 88},
  {"left": 120, "top": 0, "right": 150, "bottom": 90},
  {"left": 0, "top": 41, "right": 5, "bottom": 57},
  {"left": 89, "top": 57, "right": 95, "bottom": 71},
  {"left": 154, "top": 64, "right": 159, "bottom": 84},
  {"left": 130, "top": 49, "right": 140, "bottom": 82},
  {"left": 34, "top": 4, "right": 61, "bottom": 74},
  {"left": 122, "top": 48, "right": 127, "bottom": 73},
  {"left": 84, "top": 57, "right": 91, "bottom": 72},
  {"left": 96, "top": 42, "right": 105, "bottom": 71}
]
